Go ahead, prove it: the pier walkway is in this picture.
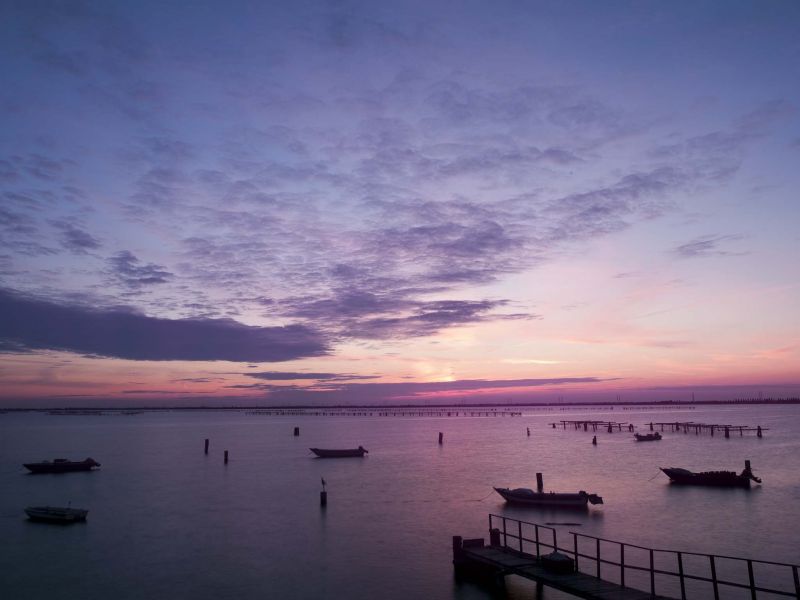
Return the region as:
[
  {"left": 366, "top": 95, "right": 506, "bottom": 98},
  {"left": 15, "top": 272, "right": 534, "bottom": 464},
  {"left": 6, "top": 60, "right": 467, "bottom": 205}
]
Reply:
[{"left": 454, "top": 515, "right": 800, "bottom": 599}]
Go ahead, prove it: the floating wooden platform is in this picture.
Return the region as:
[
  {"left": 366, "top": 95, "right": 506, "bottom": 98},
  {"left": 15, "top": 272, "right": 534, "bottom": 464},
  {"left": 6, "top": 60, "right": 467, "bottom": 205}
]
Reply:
[{"left": 458, "top": 543, "right": 674, "bottom": 600}]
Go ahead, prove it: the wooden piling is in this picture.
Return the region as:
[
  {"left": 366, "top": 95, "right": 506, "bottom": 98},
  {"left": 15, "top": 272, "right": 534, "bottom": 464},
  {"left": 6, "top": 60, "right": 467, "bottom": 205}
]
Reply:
[
  {"left": 204, "top": 438, "right": 209, "bottom": 455},
  {"left": 527, "top": 427, "right": 530, "bottom": 437},
  {"left": 439, "top": 432, "right": 444, "bottom": 445},
  {"left": 536, "top": 472, "right": 544, "bottom": 492},
  {"left": 725, "top": 427, "right": 730, "bottom": 438},
  {"left": 757, "top": 426, "right": 763, "bottom": 438},
  {"left": 294, "top": 426, "right": 299, "bottom": 436},
  {"left": 592, "top": 436, "right": 597, "bottom": 445},
  {"left": 320, "top": 490, "right": 327, "bottom": 506},
  {"left": 224, "top": 450, "right": 229, "bottom": 464}
]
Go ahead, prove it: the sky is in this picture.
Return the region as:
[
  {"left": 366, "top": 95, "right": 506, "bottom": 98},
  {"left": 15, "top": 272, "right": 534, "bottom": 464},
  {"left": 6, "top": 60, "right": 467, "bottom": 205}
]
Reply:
[{"left": 1, "top": 0, "right": 799, "bottom": 407}]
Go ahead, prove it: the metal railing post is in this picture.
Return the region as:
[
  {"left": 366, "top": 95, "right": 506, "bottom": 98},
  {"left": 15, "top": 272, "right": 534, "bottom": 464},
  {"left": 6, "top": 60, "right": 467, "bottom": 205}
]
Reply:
[
  {"left": 597, "top": 538, "right": 601, "bottom": 578},
  {"left": 748, "top": 559, "right": 756, "bottom": 600},
  {"left": 553, "top": 529, "right": 558, "bottom": 552},
  {"left": 518, "top": 520, "right": 523, "bottom": 553},
  {"left": 535, "top": 525, "right": 540, "bottom": 557},
  {"left": 573, "top": 534, "right": 579, "bottom": 572},
  {"left": 620, "top": 543, "right": 625, "bottom": 587},
  {"left": 678, "top": 552, "right": 686, "bottom": 600},
  {"left": 650, "top": 549, "right": 655, "bottom": 596},
  {"left": 710, "top": 555, "right": 720, "bottom": 600},
  {"left": 502, "top": 516, "right": 507, "bottom": 548},
  {"left": 793, "top": 565, "right": 799, "bottom": 599}
]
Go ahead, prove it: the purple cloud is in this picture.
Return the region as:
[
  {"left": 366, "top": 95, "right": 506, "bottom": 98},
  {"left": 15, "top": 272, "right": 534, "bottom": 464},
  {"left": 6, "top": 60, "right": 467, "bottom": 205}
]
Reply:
[
  {"left": 0, "top": 287, "right": 328, "bottom": 362},
  {"left": 671, "top": 234, "right": 746, "bottom": 259}
]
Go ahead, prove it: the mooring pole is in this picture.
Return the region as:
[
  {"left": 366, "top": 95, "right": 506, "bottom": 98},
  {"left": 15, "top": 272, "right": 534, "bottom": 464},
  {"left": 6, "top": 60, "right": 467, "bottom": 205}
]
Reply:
[
  {"left": 536, "top": 472, "right": 544, "bottom": 492},
  {"left": 224, "top": 450, "right": 229, "bottom": 464},
  {"left": 294, "top": 426, "right": 300, "bottom": 436},
  {"left": 438, "top": 432, "right": 443, "bottom": 445},
  {"left": 204, "top": 439, "right": 209, "bottom": 455}
]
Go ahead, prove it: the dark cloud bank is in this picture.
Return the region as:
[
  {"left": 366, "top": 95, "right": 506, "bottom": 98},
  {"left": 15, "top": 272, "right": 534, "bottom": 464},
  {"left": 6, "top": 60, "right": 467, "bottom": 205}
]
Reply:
[{"left": 0, "top": 288, "right": 328, "bottom": 362}]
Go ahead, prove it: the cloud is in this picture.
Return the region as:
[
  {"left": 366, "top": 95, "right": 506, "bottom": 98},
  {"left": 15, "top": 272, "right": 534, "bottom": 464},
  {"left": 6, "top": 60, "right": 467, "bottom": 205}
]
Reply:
[
  {"left": 244, "top": 371, "right": 379, "bottom": 381},
  {"left": 231, "top": 376, "right": 611, "bottom": 404},
  {"left": 671, "top": 234, "right": 746, "bottom": 259},
  {"left": 108, "top": 250, "right": 173, "bottom": 287},
  {"left": 0, "top": 287, "right": 329, "bottom": 362},
  {"left": 53, "top": 222, "right": 101, "bottom": 254}
]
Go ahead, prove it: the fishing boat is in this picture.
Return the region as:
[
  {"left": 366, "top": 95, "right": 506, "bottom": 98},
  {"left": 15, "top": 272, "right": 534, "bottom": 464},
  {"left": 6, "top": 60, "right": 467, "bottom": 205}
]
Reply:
[
  {"left": 310, "top": 446, "right": 368, "bottom": 458},
  {"left": 493, "top": 487, "right": 603, "bottom": 507},
  {"left": 25, "top": 506, "right": 88, "bottom": 523},
  {"left": 23, "top": 457, "right": 100, "bottom": 474},
  {"left": 661, "top": 460, "right": 761, "bottom": 487},
  {"left": 634, "top": 432, "right": 662, "bottom": 441}
]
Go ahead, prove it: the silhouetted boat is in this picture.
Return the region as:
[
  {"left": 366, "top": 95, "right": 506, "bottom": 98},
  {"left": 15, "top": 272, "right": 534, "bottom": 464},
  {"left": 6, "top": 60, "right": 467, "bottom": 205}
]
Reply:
[
  {"left": 25, "top": 506, "right": 88, "bottom": 523},
  {"left": 494, "top": 487, "right": 603, "bottom": 507},
  {"left": 23, "top": 457, "right": 100, "bottom": 474},
  {"left": 310, "top": 446, "right": 368, "bottom": 458},
  {"left": 634, "top": 432, "right": 662, "bottom": 441},
  {"left": 661, "top": 461, "right": 761, "bottom": 487}
]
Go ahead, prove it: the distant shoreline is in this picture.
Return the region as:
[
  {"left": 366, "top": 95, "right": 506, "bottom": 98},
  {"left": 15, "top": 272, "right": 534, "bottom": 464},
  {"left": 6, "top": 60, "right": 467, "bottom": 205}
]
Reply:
[{"left": 1, "top": 397, "right": 798, "bottom": 411}]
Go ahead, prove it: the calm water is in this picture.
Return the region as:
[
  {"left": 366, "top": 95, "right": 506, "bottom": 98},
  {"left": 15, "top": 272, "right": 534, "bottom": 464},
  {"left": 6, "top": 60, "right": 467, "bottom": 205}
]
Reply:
[{"left": 1, "top": 404, "right": 799, "bottom": 599}]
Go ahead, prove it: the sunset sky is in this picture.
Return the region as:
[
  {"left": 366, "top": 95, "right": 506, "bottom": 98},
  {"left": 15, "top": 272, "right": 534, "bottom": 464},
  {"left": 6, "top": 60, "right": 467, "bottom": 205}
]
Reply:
[{"left": 1, "top": 1, "right": 799, "bottom": 406}]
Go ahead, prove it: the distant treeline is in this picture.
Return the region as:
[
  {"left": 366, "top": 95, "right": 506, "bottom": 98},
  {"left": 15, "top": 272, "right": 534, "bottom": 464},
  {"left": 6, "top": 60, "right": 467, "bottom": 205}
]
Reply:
[{"left": 3, "top": 397, "right": 799, "bottom": 412}]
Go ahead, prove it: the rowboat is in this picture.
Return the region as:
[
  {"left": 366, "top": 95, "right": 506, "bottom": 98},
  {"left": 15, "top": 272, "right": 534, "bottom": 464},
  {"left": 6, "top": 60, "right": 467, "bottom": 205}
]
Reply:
[
  {"left": 494, "top": 487, "right": 603, "bottom": 507},
  {"left": 23, "top": 458, "right": 100, "bottom": 474},
  {"left": 310, "top": 446, "right": 368, "bottom": 458},
  {"left": 634, "top": 432, "right": 662, "bottom": 441},
  {"left": 661, "top": 460, "right": 761, "bottom": 487},
  {"left": 25, "top": 506, "right": 88, "bottom": 523}
]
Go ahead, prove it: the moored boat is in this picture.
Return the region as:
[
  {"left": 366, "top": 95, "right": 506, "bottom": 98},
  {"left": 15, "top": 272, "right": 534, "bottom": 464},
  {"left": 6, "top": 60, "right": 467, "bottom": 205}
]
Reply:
[
  {"left": 25, "top": 506, "right": 88, "bottom": 523},
  {"left": 310, "top": 446, "right": 368, "bottom": 458},
  {"left": 23, "top": 457, "right": 100, "bottom": 474},
  {"left": 634, "top": 432, "right": 662, "bottom": 441},
  {"left": 661, "top": 460, "right": 761, "bottom": 487},
  {"left": 494, "top": 487, "right": 603, "bottom": 507}
]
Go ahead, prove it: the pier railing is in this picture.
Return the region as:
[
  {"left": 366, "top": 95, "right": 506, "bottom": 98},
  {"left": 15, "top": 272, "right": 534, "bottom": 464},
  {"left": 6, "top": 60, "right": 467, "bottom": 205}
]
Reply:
[{"left": 488, "top": 514, "right": 800, "bottom": 599}]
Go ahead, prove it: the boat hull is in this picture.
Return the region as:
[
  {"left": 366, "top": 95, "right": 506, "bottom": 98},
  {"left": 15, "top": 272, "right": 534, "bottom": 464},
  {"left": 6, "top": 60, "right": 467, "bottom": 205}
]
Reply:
[
  {"left": 25, "top": 506, "right": 88, "bottom": 523},
  {"left": 23, "top": 458, "right": 100, "bottom": 474},
  {"left": 310, "top": 448, "right": 367, "bottom": 458},
  {"left": 494, "top": 487, "right": 601, "bottom": 508},
  {"left": 660, "top": 468, "right": 752, "bottom": 487},
  {"left": 634, "top": 433, "right": 662, "bottom": 442}
]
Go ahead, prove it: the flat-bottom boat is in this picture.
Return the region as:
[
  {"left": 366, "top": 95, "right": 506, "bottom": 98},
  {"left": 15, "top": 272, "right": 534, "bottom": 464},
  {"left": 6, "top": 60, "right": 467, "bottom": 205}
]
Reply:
[
  {"left": 310, "top": 446, "right": 368, "bottom": 458},
  {"left": 494, "top": 487, "right": 603, "bottom": 507},
  {"left": 634, "top": 432, "right": 662, "bottom": 441},
  {"left": 661, "top": 461, "right": 761, "bottom": 487},
  {"left": 25, "top": 506, "right": 88, "bottom": 523},
  {"left": 23, "top": 457, "right": 100, "bottom": 474}
]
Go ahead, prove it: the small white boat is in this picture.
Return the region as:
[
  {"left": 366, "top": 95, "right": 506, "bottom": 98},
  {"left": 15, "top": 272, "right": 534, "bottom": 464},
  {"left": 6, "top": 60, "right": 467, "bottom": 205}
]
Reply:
[{"left": 25, "top": 506, "right": 88, "bottom": 523}]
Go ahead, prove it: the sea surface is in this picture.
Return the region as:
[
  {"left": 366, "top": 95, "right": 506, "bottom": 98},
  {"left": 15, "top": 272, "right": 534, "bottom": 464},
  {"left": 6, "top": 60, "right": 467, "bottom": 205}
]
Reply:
[{"left": 1, "top": 404, "right": 798, "bottom": 599}]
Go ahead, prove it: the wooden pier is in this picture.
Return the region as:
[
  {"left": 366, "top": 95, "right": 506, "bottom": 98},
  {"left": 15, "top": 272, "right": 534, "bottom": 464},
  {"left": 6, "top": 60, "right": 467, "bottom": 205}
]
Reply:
[
  {"left": 650, "top": 421, "right": 767, "bottom": 437},
  {"left": 454, "top": 515, "right": 800, "bottom": 599},
  {"left": 245, "top": 408, "right": 522, "bottom": 417},
  {"left": 551, "top": 420, "right": 636, "bottom": 433}
]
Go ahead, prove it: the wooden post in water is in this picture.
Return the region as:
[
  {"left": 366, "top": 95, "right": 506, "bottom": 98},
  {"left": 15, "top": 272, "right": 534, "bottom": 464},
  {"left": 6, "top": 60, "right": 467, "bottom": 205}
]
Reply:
[
  {"left": 650, "top": 422, "right": 654, "bottom": 431},
  {"left": 526, "top": 427, "right": 530, "bottom": 437},
  {"left": 224, "top": 450, "right": 229, "bottom": 464},
  {"left": 536, "top": 472, "right": 544, "bottom": 492},
  {"left": 294, "top": 426, "right": 300, "bottom": 436},
  {"left": 320, "top": 490, "right": 327, "bottom": 506},
  {"left": 438, "top": 432, "right": 444, "bottom": 445},
  {"left": 757, "top": 426, "right": 763, "bottom": 438},
  {"left": 204, "top": 439, "right": 209, "bottom": 455},
  {"left": 592, "top": 435, "right": 597, "bottom": 445},
  {"left": 725, "top": 426, "right": 730, "bottom": 438}
]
